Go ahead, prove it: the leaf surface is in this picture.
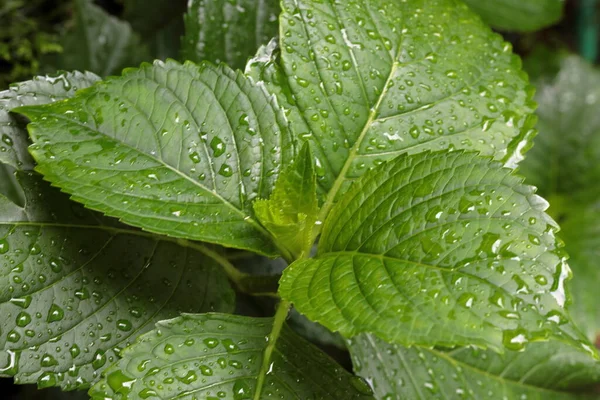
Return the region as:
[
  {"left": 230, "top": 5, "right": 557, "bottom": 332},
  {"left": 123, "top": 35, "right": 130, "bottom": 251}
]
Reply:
[
  {"left": 463, "top": 0, "right": 563, "bottom": 32},
  {"left": 18, "top": 60, "right": 295, "bottom": 256},
  {"left": 276, "top": 0, "right": 536, "bottom": 214},
  {"left": 48, "top": 0, "right": 149, "bottom": 77},
  {"left": 280, "top": 151, "right": 591, "bottom": 352},
  {"left": 0, "top": 71, "right": 100, "bottom": 170},
  {"left": 519, "top": 56, "right": 600, "bottom": 342},
  {"left": 0, "top": 168, "right": 235, "bottom": 390},
  {"left": 448, "top": 340, "right": 600, "bottom": 391},
  {"left": 182, "top": 0, "right": 280, "bottom": 70},
  {"left": 89, "top": 313, "right": 374, "bottom": 399},
  {"left": 348, "top": 334, "right": 598, "bottom": 399}
]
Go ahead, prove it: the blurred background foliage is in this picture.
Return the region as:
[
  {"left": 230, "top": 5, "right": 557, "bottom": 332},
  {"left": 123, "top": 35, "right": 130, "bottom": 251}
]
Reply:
[{"left": 1, "top": 0, "right": 600, "bottom": 398}]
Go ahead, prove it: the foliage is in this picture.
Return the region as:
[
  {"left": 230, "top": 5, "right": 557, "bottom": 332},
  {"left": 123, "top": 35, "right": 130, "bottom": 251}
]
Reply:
[
  {"left": 0, "top": 0, "right": 67, "bottom": 88},
  {"left": 1, "top": 0, "right": 599, "bottom": 399}
]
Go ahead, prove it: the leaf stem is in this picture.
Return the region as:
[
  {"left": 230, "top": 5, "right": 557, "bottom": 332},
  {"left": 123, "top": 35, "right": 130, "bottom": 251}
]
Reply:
[
  {"left": 253, "top": 299, "right": 291, "bottom": 399},
  {"left": 181, "top": 239, "right": 281, "bottom": 298}
]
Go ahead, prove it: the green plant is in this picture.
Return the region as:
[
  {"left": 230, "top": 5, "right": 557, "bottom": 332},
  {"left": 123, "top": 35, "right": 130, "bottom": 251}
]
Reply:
[{"left": 2, "top": 0, "right": 600, "bottom": 399}]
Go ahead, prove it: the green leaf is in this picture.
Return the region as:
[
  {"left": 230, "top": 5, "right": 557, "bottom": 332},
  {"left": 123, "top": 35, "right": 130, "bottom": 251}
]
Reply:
[
  {"left": 0, "top": 71, "right": 100, "bottom": 170},
  {"left": 254, "top": 142, "right": 319, "bottom": 260},
  {"left": 276, "top": 0, "right": 536, "bottom": 219},
  {"left": 0, "top": 168, "right": 235, "bottom": 390},
  {"left": 348, "top": 334, "right": 598, "bottom": 399},
  {"left": 448, "top": 340, "right": 600, "bottom": 391},
  {"left": 280, "top": 150, "right": 593, "bottom": 353},
  {"left": 553, "top": 201, "right": 600, "bottom": 343},
  {"left": 17, "top": 60, "right": 295, "bottom": 256},
  {"left": 519, "top": 56, "right": 600, "bottom": 342},
  {"left": 47, "top": 0, "right": 149, "bottom": 77},
  {"left": 0, "top": 163, "right": 24, "bottom": 207},
  {"left": 89, "top": 313, "right": 375, "bottom": 399},
  {"left": 462, "top": 0, "right": 563, "bottom": 32},
  {"left": 182, "top": 0, "right": 280, "bottom": 70},
  {"left": 519, "top": 56, "right": 600, "bottom": 199}
]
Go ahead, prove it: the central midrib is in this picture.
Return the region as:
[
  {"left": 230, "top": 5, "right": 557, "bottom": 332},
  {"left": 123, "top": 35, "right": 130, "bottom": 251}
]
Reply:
[{"left": 315, "top": 60, "right": 400, "bottom": 230}]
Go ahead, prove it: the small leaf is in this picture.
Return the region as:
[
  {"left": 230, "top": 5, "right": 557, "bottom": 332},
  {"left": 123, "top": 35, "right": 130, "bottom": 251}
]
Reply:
[
  {"left": 463, "top": 0, "right": 563, "bottom": 32},
  {"left": 280, "top": 150, "right": 593, "bottom": 353},
  {"left": 0, "top": 168, "right": 235, "bottom": 390},
  {"left": 254, "top": 142, "right": 319, "bottom": 259},
  {"left": 17, "top": 60, "right": 295, "bottom": 256},
  {"left": 348, "top": 334, "right": 598, "bottom": 399},
  {"left": 275, "top": 0, "right": 536, "bottom": 216},
  {"left": 0, "top": 70, "right": 100, "bottom": 170},
  {"left": 183, "top": 0, "right": 280, "bottom": 70},
  {"left": 47, "top": 0, "right": 149, "bottom": 77},
  {"left": 89, "top": 313, "right": 374, "bottom": 399}
]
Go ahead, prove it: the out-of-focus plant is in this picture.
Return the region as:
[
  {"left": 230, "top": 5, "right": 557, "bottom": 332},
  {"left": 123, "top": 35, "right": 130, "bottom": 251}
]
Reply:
[{"left": 0, "top": 0, "right": 70, "bottom": 89}]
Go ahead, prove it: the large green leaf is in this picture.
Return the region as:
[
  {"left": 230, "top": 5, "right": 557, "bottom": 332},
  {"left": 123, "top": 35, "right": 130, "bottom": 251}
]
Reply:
[
  {"left": 348, "top": 334, "right": 598, "bottom": 399},
  {"left": 519, "top": 56, "right": 600, "bottom": 342},
  {"left": 17, "top": 60, "right": 295, "bottom": 256},
  {"left": 89, "top": 313, "right": 375, "bottom": 399},
  {"left": 182, "top": 0, "right": 280, "bottom": 70},
  {"left": 0, "top": 71, "right": 100, "bottom": 170},
  {"left": 559, "top": 204, "right": 600, "bottom": 343},
  {"left": 47, "top": 0, "right": 149, "bottom": 77},
  {"left": 448, "top": 340, "right": 600, "bottom": 391},
  {"left": 274, "top": 0, "right": 536, "bottom": 219},
  {"left": 280, "top": 151, "right": 593, "bottom": 353},
  {"left": 0, "top": 167, "right": 235, "bottom": 390}
]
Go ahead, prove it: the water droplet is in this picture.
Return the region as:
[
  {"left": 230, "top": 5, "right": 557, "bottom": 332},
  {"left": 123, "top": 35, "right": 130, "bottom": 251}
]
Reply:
[
  {"left": 503, "top": 328, "right": 529, "bottom": 351},
  {"left": 0, "top": 239, "right": 9, "bottom": 254},
  {"left": 15, "top": 311, "right": 31, "bottom": 327},
  {"left": 92, "top": 350, "right": 107, "bottom": 369},
  {"left": 164, "top": 344, "right": 175, "bottom": 355},
  {"left": 210, "top": 137, "right": 225, "bottom": 157},
  {"left": 46, "top": 304, "right": 64, "bottom": 322},
  {"left": 177, "top": 370, "right": 198, "bottom": 384},
  {"left": 37, "top": 372, "right": 57, "bottom": 389},
  {"left": 116, "top": 319, "right": 132, "bottom": 332},
  {"left": 204, "top": 338, "right": 219, "bottom": 349}
]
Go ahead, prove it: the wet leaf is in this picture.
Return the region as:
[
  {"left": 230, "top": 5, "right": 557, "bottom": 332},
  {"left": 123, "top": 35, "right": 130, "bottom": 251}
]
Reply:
[
  {"left": 463, "top": 0, "right": 563, "bottom": 32},
  {"left": 17, "top": 60, "right": 295, "bottom": 256},
  {"left": 280, "top": 151, "right": 594, "bottom": 353},
  {"left": 254, "top": 142, "right": 319, "bottom": 260},
  {"left": 558, "top": 205, "right": 600, "bottom": 343},
  {"left": 348, "top": 334, "right": 598, "bottom": 399},
  {"left": 46, "top": 0, "right": 149, "bottom": 77},
  {"left": 89, "top": 313, "right": 374, "bottom": 399},
  {"left": 0, "top": 165, "right": 235, "bottom": 390},
  {"left": 0, "top": 70, "right": 100, "bottom": 170},
  {"left": 274, "top": 0, "right": 536, "bottom": 208},
  {"left": 182, "top": 0, "right": 280, "bottom": 70},
  {"left": 449, "top": 340, "right": 600, "bottom": 391},
  {"left": 520, "top": 56, "right": 600, "bottom": 343}
]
